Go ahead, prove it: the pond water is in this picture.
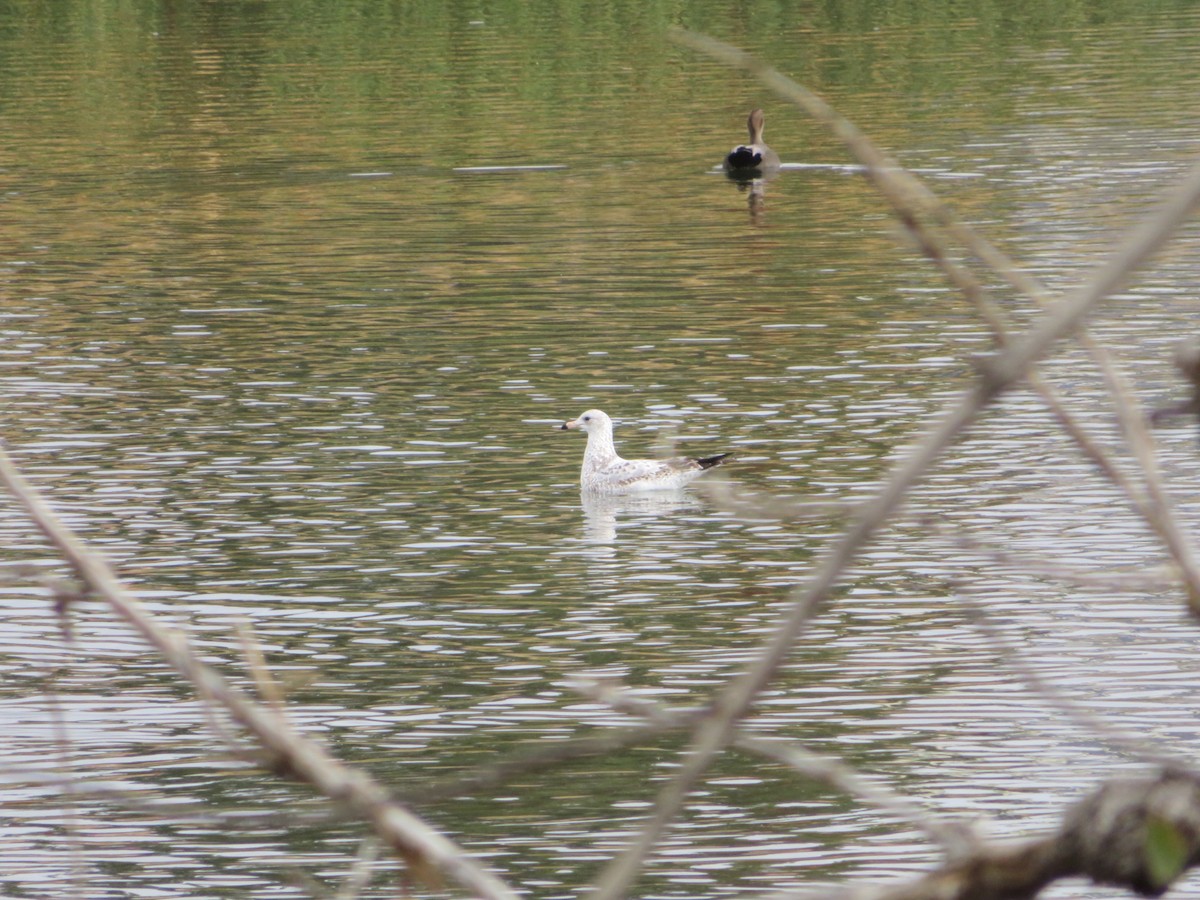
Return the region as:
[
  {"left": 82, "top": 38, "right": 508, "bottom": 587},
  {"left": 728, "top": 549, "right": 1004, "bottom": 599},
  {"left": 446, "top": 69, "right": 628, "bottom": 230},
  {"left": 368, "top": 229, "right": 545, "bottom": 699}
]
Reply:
[{"left": 3, "top": 2, "right": 1200, "bottom": 898}]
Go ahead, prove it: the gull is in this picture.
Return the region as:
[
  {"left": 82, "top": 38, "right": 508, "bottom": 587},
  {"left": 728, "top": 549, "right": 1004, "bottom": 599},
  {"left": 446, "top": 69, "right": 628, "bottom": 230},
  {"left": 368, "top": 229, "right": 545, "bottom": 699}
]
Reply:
[
  {"left": 560, "top": 409, "right": 730, "bottom": 493},
  {"left": 723, "top": 108, "right": 781, "bottom": 178}
]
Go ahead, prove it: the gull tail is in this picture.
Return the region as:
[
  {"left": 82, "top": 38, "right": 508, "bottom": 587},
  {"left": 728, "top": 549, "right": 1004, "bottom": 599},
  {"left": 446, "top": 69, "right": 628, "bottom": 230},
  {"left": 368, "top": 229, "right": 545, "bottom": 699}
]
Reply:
[{"left": 695, "top": 453, "right": 731, "bottom": 470}]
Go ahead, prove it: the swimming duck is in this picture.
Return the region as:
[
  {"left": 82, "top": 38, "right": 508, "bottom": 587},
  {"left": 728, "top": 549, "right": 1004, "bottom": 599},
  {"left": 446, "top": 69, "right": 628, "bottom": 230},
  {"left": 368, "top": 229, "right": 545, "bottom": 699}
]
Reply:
[{"left": 723, "top": 108, "right": 781, "bottom": 177}]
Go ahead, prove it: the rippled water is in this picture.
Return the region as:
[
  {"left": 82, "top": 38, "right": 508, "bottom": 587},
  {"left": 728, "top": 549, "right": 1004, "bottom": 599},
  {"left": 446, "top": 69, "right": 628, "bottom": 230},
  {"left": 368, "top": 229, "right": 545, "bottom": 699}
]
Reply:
[{"left": 4, "top": 2, "right": 1200, "bottom": 898}]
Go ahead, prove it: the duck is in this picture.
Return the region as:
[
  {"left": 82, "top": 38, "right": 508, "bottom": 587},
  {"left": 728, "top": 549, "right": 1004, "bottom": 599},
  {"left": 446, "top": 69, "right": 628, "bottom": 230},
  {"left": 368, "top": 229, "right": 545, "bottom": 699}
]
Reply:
[
  {"left": 560, "top": 409, "right": 730, "bottom": 493},
  {"left": 723, "top": 108, "right": 781, "bottom": 178}
]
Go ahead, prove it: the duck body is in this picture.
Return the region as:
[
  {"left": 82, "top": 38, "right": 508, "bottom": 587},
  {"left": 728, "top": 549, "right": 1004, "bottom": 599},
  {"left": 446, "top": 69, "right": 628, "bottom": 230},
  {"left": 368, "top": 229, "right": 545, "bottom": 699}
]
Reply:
[
  {"left": 723, "top": 108, "right": 780, "bottom": 178},
  {"left": 561, "top": 409, "right": 730, "bottom": 494}
]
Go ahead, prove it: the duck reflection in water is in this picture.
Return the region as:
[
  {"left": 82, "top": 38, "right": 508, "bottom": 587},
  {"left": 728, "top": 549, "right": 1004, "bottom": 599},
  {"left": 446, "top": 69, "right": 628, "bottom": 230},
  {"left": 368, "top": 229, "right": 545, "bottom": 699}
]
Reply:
[{"left": 722, "top": 108, "right": 781, "bottom": 222}]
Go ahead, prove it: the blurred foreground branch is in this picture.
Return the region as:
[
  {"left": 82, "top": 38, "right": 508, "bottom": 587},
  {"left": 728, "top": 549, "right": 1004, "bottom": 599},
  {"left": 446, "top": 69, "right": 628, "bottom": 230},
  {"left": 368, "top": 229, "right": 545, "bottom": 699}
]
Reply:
[
  {"left": 585, "top": 29, "right": 1200, "bottom": 900},
  {"left": 0, "top": 444, "right": 517, "bottom": 900},
  {"left": 772, "top": 770, "right": 1200, "bottom": 900}
]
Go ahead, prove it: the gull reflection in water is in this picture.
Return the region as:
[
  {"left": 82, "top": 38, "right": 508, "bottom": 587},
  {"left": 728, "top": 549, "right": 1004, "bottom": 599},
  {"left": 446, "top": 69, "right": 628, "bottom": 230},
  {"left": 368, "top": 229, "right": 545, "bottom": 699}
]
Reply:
[{"left": 579, "top": 490, "right": 705, "bottom": 545}]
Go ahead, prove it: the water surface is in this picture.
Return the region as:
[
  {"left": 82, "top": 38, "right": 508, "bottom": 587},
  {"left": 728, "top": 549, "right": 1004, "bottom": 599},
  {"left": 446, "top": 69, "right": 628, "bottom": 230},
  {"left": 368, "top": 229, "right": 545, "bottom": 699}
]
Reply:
[{"left": 3, "top": 2, "right": 1200, "bottom": 897}]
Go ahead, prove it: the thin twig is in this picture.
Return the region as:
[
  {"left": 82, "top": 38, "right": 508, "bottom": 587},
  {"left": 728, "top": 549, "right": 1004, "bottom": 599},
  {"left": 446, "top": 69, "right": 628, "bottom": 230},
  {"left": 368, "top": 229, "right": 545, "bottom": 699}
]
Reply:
[
  {"left": 336, "top": 836, "right": 382, "bottom": 900},
  {"left": 397, "top": 711, "right": 703, "bottom": 806},
  {"left": 236, "top": 618, "right": 288, "bottom": 715},
  {"left": 571, "top": 679, "right": 967, "bottom": 855},
  {"left": 957, "top": 591, "right": 1193, "bottom": 772},
  {"left": 46, "top": 685, "right": 89, "bottom": 900},
  {"left": 1093, "top": 342, "right": 1200, "bottom": 608},
  {"left": 694, "top": 481, "right": 857, "bottom": 523},
  {"left": 0, "top": 767, "right": 345, "bottom": 827},
  {"left": 733, "top": 736, "right": 975, "bottom": 856},
  {"left": 921, "top": 517, "right": 1176, "bottom": 593}
]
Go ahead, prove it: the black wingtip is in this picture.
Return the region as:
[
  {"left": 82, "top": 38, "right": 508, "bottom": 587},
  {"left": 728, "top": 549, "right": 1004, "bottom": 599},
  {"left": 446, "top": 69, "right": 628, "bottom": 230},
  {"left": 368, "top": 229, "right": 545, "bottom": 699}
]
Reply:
[{"left": 695, "top": 453, "right": 731, "bottom": 470}]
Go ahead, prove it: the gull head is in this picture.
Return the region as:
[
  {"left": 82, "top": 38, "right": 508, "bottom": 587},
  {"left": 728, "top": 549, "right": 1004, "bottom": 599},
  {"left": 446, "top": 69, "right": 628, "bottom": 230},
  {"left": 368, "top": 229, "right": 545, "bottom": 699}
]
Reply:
[{"left": 561, "top": 409, "right": 611, "bottom": 433}]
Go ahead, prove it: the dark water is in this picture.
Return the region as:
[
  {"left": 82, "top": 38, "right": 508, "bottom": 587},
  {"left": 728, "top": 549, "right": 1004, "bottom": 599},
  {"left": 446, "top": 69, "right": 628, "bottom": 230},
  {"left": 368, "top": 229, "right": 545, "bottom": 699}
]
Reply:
[{"left": 3, "top": 1, "right": 1200, "bottom": 897}]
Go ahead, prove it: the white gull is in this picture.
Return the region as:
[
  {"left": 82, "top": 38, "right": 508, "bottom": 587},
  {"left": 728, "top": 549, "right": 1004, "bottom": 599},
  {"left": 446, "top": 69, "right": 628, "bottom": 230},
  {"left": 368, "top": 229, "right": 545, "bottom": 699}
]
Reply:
[{"left": 560, "top": 409, "right": 730, "bottom": 494}]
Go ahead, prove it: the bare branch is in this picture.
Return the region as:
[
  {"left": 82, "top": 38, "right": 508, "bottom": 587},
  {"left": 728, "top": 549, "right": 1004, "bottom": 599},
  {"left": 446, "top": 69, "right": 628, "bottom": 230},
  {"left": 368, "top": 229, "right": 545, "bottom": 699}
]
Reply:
[
  {"left": 733, "top": 736, "right": 971, "bottom": 854},
  {"left": 923, "top": 517, "right": 1176, "bottom": 593},
  {"left": 573, "top": 678, "right": 966, "bottom": 854},
  {"left": 694, "top": 481, "right": 857, "bottom": 523},
  {"left": 396, "top": 712, "right": 701, "bottom": 807},
  {"left": 589, "top": 33, "right": 1200, "bottom": 900},
  {"left": 961, "top": 593, "right": 1192, "bottom": 771},
  {"left": 0, "top": 442, "right": 518, "bottom": 900},
  {"left": 760, "top": 771, "right": 1200, "bottom": 900},
  {"left": 1093, "top": 342, "right": 1200, "bottom": 608},
  {"left": 235, "top": 618, "right": 288, "bottom": 715},
  {"left": 46, "top": 687, "right": 90, "bottom": 900},
  {"left": 336, "top": 836, "right": 383, "bottom": 900}
]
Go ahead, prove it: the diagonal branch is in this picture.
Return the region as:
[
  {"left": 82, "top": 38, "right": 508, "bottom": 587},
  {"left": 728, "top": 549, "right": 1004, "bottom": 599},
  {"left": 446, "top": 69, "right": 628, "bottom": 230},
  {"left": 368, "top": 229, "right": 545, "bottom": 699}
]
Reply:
[
  {"left": 590, "top": 33, "right": 1200, "bottom": 899},
  {"left": 0, "top": 443, "right": 518, "bottom": 900}
]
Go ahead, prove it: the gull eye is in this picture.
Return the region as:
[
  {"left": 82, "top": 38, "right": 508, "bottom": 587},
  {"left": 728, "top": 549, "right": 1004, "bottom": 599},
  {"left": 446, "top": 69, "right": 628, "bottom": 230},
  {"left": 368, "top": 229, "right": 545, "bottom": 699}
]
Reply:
[{"left": 583, "top": 415, "right": 591, "bottom": 421}]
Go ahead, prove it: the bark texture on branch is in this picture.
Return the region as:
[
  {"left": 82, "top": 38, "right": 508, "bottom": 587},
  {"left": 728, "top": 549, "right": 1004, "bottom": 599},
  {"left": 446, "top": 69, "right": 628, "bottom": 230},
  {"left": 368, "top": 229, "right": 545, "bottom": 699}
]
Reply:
[{"left": 833, "top": 771, "right": 1200, "bottom": 900}]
